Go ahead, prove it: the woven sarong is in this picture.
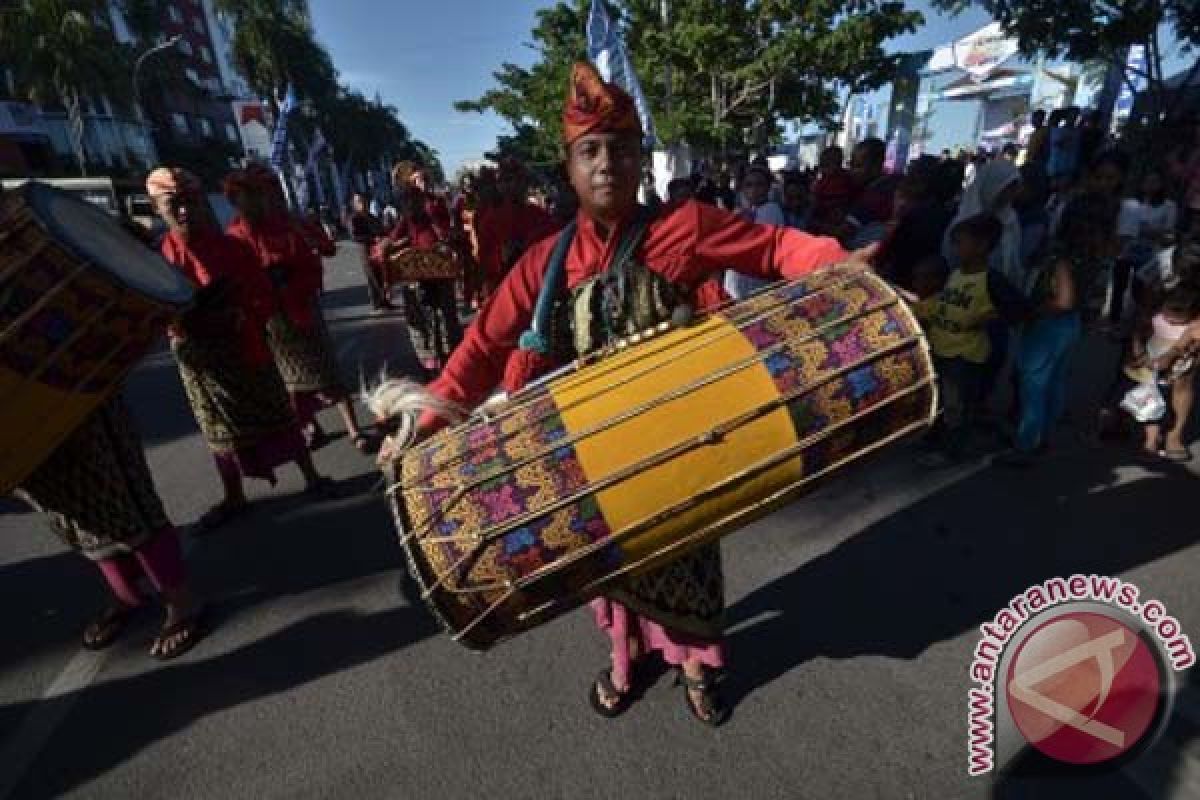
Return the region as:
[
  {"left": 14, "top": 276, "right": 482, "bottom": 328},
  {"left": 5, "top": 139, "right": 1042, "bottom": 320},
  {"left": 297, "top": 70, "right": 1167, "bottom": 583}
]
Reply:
[{"left": 16, "top": 397, "right": 169, "bottom": 561}]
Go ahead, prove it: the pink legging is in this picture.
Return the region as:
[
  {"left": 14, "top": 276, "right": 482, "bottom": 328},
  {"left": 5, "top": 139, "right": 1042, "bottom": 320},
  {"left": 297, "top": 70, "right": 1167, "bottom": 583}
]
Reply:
[{"left": 95, "top": 527, "right": 187, "bottom": 607}]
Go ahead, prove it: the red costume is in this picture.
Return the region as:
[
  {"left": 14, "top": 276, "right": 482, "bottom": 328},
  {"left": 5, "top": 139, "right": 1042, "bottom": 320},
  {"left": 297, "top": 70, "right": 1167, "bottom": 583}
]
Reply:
[
  {"left": 160, "top": 229, "right": 275, "bottom": 366},
  {"left": 226, "top": 214, "right": 324, "bottom": 331}
]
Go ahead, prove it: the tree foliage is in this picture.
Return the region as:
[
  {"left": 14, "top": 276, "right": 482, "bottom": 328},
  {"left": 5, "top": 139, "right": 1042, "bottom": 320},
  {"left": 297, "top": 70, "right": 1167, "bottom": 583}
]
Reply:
[{"left": 457, "top": 0, "right": 922, "bottom": 162}]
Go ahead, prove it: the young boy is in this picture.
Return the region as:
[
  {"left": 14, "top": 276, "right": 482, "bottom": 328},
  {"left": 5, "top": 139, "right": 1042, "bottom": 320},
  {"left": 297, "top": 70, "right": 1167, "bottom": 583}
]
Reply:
[{"left": 914, "top": 214, "right": 1029, "bottom": 466}]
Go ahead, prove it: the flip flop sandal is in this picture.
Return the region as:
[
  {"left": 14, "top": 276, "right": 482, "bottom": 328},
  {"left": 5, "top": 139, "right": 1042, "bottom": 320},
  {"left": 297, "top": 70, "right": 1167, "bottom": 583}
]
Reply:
[
  {"left": 197, "top": 501, "right": 250, "bottom": 533},
  {"left": 152, "top": 607, "right": 208, "bottom": 661},
  {"left": 675, "top": 670, "right": 730, "bottom": 728},
  {"left": 1164, "top": 448, "right": 1193, "bottom": 463},
  {"left": 82, "top": 604, "right": 136, "bottom": 650},
  {"left": 589, "top": 668, "right": 635, "bottom": 718}
]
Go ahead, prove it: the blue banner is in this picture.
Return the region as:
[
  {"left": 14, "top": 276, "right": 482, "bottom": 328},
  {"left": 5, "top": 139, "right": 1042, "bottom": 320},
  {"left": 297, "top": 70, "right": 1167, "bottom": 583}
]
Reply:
[
  {"left": 586, "top": 0, "right": 656, "bottom": 147},
  {"left": 269, "top": 85, "right": 296, "bottom": 174}
]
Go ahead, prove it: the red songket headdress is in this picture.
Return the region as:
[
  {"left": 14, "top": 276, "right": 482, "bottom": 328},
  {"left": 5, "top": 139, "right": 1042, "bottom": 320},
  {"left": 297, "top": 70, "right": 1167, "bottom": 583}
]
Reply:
[{"left": 561, "top": 62, "right": 640, "bottom": 146}]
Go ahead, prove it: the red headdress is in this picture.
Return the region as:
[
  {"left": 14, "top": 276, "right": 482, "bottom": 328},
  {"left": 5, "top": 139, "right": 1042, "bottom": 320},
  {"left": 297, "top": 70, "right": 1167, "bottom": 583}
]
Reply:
[{"left": 561, "top": 62, "right": 640, "bottom": 146}]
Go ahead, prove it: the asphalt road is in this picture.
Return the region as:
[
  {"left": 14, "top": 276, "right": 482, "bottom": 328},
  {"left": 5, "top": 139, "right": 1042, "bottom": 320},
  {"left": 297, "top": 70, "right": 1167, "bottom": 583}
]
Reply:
[{"left": 2, "top": 243, "right": 1199, "bottom": 799}]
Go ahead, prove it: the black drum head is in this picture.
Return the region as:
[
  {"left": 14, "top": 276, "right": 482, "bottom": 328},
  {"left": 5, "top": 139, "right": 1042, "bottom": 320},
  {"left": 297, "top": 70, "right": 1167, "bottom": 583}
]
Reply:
[{"left": 19, "top": 181, "right": 193, "bottom": 306}]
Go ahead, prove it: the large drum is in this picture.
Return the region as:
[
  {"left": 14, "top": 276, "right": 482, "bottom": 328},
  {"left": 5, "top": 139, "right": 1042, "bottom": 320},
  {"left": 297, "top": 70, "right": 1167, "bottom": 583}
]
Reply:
[
  {"left": 389, "top": 265, "right": 936, "bottom": 649},
  {"left": 0, "top": 182, "right": 193, "bottom": 493}
]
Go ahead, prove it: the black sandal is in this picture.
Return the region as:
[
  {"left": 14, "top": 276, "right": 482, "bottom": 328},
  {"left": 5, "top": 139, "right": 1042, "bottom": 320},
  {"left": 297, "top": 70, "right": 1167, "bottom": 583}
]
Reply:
[
  {"left": 676, "top": 669, "right": 729, "bottom": 727},
  {"left": 151, "top": 606, "right": 208, "bottom": 661},
  {"left": 351, "top": 433, "right": 376, "bottom": 454},
  {"left": 589, "top": 668, "right": 635, "bottom": 718},
  {"left": 82, "top": 603, "right": 135, "bottom": 650}
]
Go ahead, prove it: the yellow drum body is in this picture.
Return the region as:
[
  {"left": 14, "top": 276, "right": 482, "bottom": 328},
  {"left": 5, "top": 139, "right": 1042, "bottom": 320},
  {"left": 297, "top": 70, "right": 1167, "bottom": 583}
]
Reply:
[
  {"left": 392, "top": 265, "right": 935, "bottom": 649},
  {"left": 0, "top": 183, "right": 193, "bottom": 492}
]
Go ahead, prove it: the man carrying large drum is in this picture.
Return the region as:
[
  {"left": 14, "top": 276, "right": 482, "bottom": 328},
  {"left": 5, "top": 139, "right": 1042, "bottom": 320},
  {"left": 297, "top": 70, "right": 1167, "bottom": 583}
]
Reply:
[{"left": 370, "top": 63, "right": 880, "bottom": 726}]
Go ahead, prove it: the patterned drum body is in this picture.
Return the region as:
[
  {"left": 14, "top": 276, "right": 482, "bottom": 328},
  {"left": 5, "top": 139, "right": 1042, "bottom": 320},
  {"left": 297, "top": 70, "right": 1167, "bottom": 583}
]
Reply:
[
  {"left": 392, "top": 265, "right": 936, "bottom": 649},
  {"left": 385, "top": 246, "right": 460, "bottom": 283},
  {"left": 0, "top": 184, "right": 193, "bottom": 492}
]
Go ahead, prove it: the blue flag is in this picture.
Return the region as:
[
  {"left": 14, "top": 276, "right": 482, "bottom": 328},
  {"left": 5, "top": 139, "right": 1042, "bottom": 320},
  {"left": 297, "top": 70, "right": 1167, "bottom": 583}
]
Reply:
[
  {"left": 269, "top": 85, "right": 296, "bottom": 175},
  {"left": 587, "top": 0, "right": 656, "bottom": 147}
]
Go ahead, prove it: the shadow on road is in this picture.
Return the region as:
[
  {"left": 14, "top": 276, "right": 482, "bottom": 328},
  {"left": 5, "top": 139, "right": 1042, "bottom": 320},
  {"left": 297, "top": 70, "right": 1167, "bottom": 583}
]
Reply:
[
  {"left": 6, "top": 605, "right": 437, "bottom": 799},
  {"left": 3, "top": 471, "right": 439, "bottom": 797},
  {"left": 725, "top": 448, "right": 1196, "bottom": 704}
]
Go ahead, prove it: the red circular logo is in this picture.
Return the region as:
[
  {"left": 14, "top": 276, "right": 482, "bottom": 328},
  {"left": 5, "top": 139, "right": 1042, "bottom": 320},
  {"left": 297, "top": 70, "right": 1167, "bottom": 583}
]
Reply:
[{"left": 1005, "top": 612, "right": 1162, "bottom": 765}]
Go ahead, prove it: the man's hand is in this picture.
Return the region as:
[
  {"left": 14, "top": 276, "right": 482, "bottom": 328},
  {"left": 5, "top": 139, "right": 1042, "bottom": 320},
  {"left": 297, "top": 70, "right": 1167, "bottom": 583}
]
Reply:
[{"left": 845, "top": 242, "right": 881, "bottom": 271}]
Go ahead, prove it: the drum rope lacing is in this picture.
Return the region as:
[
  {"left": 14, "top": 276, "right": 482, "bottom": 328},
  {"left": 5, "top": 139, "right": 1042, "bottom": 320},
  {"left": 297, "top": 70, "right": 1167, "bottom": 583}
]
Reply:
[
  {"left": 447, "top": 387, "right": 935, "bottom": 644},
  {"left": 391, "top": 292, "right": 905, "bottom": 531},
  {"left": 399, "top": 269, "right": 873, "bottom": 485},
  {"left": 460, "top": 270, "right": 866, "bottom": 429},
  {"left": 409, "top": 333, "right": 930, "bottom": 604}
]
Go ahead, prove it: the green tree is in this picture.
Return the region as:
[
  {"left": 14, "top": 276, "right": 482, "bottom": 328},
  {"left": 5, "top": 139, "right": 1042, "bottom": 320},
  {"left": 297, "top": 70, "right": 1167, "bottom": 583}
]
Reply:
[
  {"left": 0, "top": 0, "right": 135, "bottom": 175},
  {"left": 458, "top": 0, "right": 922, "bottom": 161},
  {"left": 933, "top": 0, "right": 1200, "bottom": 123},
  {"left": 214, "top": 0, "right": 338, "bottom": 114}
]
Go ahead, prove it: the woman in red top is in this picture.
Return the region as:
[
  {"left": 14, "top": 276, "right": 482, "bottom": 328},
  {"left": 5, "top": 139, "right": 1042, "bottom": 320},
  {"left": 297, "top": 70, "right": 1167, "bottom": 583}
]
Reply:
[
  {"left": 375, "top": 64, "right": 872, "bottom": 726},
  {"left": 149, "top": 168, "right": 334, "bottom": 527},
  {"left": 224, "top": 166, "right": 371, "bottom": 453}
]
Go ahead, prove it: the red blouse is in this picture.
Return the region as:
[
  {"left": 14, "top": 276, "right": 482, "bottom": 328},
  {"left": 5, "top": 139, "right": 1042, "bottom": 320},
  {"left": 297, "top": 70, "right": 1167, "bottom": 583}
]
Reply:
[
  {"left": 160, "top": 228, "right": 275, "bottom": 366},
  {"left": 226, "top": 214, "right": 324, "bottom": 330}
]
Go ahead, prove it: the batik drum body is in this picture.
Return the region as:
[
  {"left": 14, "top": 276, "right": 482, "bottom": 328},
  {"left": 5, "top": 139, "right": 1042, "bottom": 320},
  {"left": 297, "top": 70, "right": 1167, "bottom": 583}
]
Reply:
[
  {"left": 389, "top": 265, "right": 936, "bottom": 649},
  {"left": 0, "top": 183, "right": 193, "bottom": 492}
]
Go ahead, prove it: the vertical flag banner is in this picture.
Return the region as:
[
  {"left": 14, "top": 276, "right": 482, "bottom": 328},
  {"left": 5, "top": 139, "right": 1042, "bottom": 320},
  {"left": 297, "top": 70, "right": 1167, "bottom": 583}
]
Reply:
[
  {"left": 587, "top": 0, "right": 656, "bottom": 147},
  {"left": 305, "top": 128, "right": 329, "bottom": 206},
  {"left": 269, "top": 85, "right": 296, "bottom": 175}
]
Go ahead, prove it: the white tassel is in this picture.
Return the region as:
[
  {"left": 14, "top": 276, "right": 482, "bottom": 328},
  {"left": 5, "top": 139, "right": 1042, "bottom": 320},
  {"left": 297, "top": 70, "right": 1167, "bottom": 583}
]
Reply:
[{"left": 361, "top": 371, "right": 467, "bottom": 442}]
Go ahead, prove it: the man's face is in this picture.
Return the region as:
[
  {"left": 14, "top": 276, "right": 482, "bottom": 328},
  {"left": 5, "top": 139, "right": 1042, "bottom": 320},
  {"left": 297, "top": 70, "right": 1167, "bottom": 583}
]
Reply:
[{"left": 566, "top": 131, "right": 641, "bottom": 223}]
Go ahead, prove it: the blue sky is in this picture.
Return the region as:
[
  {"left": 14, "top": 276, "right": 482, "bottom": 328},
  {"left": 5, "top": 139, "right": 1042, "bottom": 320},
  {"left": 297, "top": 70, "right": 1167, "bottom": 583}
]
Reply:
[{"left": 304, "top": 1, "right": 1138, "bottom": 175}]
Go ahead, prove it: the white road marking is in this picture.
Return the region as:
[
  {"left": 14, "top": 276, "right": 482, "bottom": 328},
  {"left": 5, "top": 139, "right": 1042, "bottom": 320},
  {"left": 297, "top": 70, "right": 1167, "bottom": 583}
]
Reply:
[{"left": 0, "top": 649, "right": 110, "bottom": 799}]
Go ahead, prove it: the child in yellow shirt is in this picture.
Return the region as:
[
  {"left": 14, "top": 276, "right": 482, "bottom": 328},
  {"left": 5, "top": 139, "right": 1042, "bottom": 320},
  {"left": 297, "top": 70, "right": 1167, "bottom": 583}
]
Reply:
[{"left": 917, "top": 214, "right": 1029, "bottom": 466}]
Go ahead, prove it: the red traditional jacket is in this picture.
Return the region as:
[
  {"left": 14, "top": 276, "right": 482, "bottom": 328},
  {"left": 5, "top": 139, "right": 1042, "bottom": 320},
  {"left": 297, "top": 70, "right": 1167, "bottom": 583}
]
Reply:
[
  {"left": 160, "top": 228, "right": 275, "bottom": 366},
  {"left": 226, "top": 214, "right": 323, "bottom": 330},
  {"left": 473, "top": 199, "right": 558, "bottom": 283},
  {"left": 422, "top": 199, "right": 848, "bottom": 428}
]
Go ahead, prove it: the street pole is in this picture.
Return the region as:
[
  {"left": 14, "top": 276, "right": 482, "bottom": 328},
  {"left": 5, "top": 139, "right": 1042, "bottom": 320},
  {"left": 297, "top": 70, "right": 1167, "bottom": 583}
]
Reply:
[{"left": 132, "top": 35, "right": 182, "bottom": 124}]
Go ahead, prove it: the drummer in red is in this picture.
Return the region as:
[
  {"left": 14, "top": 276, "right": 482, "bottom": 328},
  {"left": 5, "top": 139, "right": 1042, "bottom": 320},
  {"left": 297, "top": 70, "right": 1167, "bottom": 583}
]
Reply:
[
  {"left": 149, "top": 167, "right": 335, "bottom": 526},
  {"left": 373, "top": 163, "right": 464, "bottom": 373},
  {"left": 224, "top": 165, "right": 371, "bottom": 452},
  {"left": 384, "top": 63, "right": 872, "bottom": 726},
  {"left": 473, "top": 157, "right": 557, "bottom": 299}
]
